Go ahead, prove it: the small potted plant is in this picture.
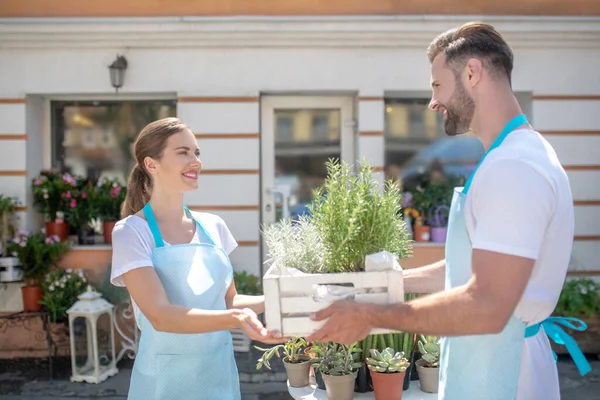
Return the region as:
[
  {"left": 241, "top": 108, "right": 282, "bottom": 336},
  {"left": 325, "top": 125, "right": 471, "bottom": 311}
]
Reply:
[
  {"left": 255, "top": 336, "right": 312, "bottom": 388},
  {"left": 366, "top": 347, "right": 411, "bottom": 400},
  {"left": 32, "top": 170, "right": 78, "bottom": 242},
  {"left": 96, "top": 177, "right": 126, "bottom": 244},
  {"left": 312, "top": 342, "right": 363, "bottom": 400},
  {"left": 0, "top": 195, "right": 21, "bottom": 282},
  {"left": 40, "top": 268, "right": 88, "bottom": 324},
  {"left": 415, "top": 335, "right": 440, "bottom": 393},
  {"left": 428, "top": 204, "right": 449, "bottom": 243},
  {"left": 66, "top": 177, "right": 98, "bottom": 245},
  {"left": 7, "top": 231, "right": 70, "bottom": 311}
]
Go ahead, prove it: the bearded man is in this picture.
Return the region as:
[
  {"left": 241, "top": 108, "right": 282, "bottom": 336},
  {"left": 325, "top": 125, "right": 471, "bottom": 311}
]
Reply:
[{"left": 307, "top": 21, "right": 591, "bottom": 400}]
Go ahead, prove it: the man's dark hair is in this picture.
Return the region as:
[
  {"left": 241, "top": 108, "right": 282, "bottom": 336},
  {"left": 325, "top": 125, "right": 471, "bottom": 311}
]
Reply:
[{"left": 427, "top": 22, "right": 514, "bottom": 85}]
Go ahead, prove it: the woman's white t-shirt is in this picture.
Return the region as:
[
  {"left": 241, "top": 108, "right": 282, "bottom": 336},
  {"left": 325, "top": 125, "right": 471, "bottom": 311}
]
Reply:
[{"left": 109, "top": 211, "right": 238, "bottom": 328}]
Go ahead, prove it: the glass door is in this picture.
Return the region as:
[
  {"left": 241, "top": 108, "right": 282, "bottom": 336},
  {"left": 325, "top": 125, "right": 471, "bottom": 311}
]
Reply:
[{"left": 260, "top": 95, "right": 355, "bottom": 268}]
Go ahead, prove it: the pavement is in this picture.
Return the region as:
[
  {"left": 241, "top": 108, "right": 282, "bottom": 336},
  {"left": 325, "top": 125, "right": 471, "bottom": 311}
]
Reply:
[{"left": 0, "top": 355, "right": 599, "bottom": 399}]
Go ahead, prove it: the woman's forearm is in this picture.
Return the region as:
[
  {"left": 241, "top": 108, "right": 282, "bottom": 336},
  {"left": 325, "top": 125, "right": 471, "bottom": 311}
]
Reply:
[
  {"left": 147, "top": 305, "right": 243, "bottom": 334},
  {"left": 232, "top": 294, "right": 265, "bottom": 315},
  {"left": 403, "top": 259, "right": 446, "bottom": 294}
]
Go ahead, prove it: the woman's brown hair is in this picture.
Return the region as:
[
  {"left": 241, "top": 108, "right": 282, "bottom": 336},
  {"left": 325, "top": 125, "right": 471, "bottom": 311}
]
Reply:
[{"left": 120, "top": 117, "right": 190, "bottom": 218}]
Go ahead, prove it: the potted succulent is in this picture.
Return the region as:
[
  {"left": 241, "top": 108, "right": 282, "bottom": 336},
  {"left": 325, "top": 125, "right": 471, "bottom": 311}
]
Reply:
[
  {"left": 366, "top": 347, "right": 411, "bottom": 400},
  {"left": 0, "top": 195, "right": 21, "bottom": 282},
  {"left": 96, "top": 177, "right": 126, "bottom": 244},
  {"left": 6, "top": 231, "right": 70, "bottom": 311},
  {"left": 415, "top": 335, "right": 441, "bottom": 393},
  {"left": 312, "top": 342, "right": 363, "bottom": 400},
  {"left": 552, "top": 278, "right": 600, "bottom": 355},
  {"left": 255, "top": 336, "right": 312, "bottom": 388},
  {"left": 31, "top": 170, "right": 78, "bottom": 242}
]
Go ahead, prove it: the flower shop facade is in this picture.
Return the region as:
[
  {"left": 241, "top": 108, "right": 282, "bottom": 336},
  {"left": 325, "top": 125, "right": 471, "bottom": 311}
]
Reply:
[{"left": 1, "top": 2, "right": 600, "bottom": 357}]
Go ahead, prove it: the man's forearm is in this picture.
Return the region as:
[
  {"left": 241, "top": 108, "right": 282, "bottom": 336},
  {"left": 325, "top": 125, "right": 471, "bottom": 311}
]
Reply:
[
  {"left": 403, "top": 259, "right": 446, "bottom": 294},
  {"left": 364, "top": 281, "right": 505, "bottom": 337}
]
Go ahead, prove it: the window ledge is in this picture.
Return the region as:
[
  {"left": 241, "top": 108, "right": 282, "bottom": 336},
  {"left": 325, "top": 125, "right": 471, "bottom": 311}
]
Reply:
[{"left": 70, "top": 244, "right": 112, "bottom": 251}]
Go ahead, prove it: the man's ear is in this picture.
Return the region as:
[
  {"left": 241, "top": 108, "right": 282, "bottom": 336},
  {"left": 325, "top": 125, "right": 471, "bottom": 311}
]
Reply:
[{"left": 465, "top": 58, "right": 483, "bottom": 87}]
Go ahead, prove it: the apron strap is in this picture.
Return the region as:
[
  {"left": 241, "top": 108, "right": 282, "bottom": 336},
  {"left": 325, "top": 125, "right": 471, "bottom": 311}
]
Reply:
[
  {"left": 525, "top": 316, "right": 591, "bottom": 376},
  {"left": 143, "top": 202, "right": 165, "bottom": 248},
  {"left": 184, "top": 205, "right": 217, "bottom": 247}
]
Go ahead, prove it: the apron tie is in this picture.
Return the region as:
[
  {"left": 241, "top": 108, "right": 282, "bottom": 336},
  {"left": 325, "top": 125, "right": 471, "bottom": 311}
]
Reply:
[{"left": 525, "top": 317, "right": 591, "bottom": 376}]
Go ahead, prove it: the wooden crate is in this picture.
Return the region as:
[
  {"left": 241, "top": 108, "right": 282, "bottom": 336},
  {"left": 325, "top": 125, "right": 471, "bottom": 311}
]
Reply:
[{"left": 263, "top": 261, "right": 404, "bottom": 338}]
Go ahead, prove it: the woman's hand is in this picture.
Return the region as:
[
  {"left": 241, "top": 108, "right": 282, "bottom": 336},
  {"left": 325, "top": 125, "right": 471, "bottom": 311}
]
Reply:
[{"left": 236, "top": 308, "right": 288, "bottom": 344}]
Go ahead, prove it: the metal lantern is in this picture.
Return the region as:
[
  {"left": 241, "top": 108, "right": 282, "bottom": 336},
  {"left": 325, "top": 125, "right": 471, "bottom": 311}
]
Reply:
[
  {"left": 108, "top": 55, "right": 128, "bottom": 93},
  {"left": 67, "top": 285, "right": 118, "bottom": 384}
]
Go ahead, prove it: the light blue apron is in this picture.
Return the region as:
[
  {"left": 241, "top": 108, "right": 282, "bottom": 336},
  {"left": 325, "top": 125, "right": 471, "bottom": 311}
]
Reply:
[
  {"left": 438, "top": 114, "right": 591, "bottom": 399},
  {"left": 127, "top": 203, "right": 241, "bottom": 400}
]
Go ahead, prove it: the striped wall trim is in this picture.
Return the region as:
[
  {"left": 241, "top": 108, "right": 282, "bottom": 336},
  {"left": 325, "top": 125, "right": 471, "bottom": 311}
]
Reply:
[
  {"left": 178, "top": 97, "right": 259, "bottom": 103},
  {"left": 540, "top": 130, "right": 600, "bottom": 136},
  {"left": 359, "top": 97, "right": 384, "bottom": 101},
  {"left": 0, "top": 99, "right": 26, "bottom": 104},
  {"left": 201, "top": 169, "right": 258, "bottom": 175},
  {"left": 195, "top": 133, "right": 259, "bottom": 139},
  {"left": 574, "top": 201, "right": 600, "bottom": 206},
  {"left": 237, "top": 241, "right": 260, "bottom": 247},
  {"left": 187, "top": 205, "right": 259, "bottom": 211},
  {"left": 359, "top": 131, "right": 384, "bottom": 137},
  {"left": 0, "top": 170, "right": 27, "bottom": 176},
  {"left": 532, "top": 95, "right": 600, "bottom": 101},
  {"left": 574, "top": 236, "right": 600, "bottom": 241},
  {"left": 372, "top": 166, "right": 384, "bottom": 172},
  {"left": 0, "top": 135, "right": 27, "bottom": 140},
  {"left": 567, "top": 270, "right": 600, "bottom": 276},
  {"left": 563, "top": 165, "right": 600, "bottom": 171},
  {"left": 14, "top": 206, "right": 27, "bottom": 212}
]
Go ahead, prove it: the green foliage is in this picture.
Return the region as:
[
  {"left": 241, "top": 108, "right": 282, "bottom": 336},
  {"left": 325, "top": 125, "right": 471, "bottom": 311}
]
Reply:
[
  {"left": 308, "top": 159, "right": 412, "bottom": 273},
  {"left": 262, "top": 215, "right": 326, "bottom": 274},
  {"left": 310, "top": 342, "right": 363, "bottom": 376},
  {"left": 6, "top": 231, "right": 70, "bottom": 285},
  {"left": 234, "top": 271, "right": 263, "bottom": 295},
  {"left": 417, "top": 335, "right": 440, "bottom": 368},
  {"left": 255, "top": 336, "right": 308, "bottom": 370},
  {"left": 554, "top": 278, "right": 600, "bottom": 318},
  {"left": 0, "top": 195, "right": 18, "bottom": 255},
  {"left": 95, "top": 177, "right": 127, "bottom": 222},
  {"left": 366, "top": 347, "right": 410, "bottom": 374},
  {"left": 40, "top": 268, "right": 88, "bottom": 323}
]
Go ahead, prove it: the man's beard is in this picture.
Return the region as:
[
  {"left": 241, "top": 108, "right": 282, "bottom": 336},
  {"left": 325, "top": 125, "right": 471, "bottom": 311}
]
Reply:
[{"left": 443, "top": 81, "right": 475, "bottom": 136}]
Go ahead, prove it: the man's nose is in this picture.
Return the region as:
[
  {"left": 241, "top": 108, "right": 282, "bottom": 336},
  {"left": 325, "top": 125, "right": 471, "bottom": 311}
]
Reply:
[{"left": 428, "top": 97, "right": 439, "bottom": 111}]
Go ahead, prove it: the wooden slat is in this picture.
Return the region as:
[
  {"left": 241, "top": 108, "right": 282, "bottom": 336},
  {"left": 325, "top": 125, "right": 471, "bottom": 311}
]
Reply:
[
  {"left": 178, "top": 97, "right": 258, "bottom": 103},
  {"left": 0, "top": 135, "right": 27, "bottom": 140},
  {"left": 195, "top": 133, "right": 259, "bottom": 139},
  {"left": 201, "top": 169, "right": 259, "bottom": 175},
  {"left": 15, "top": 206, "right": 27, "bottom": 212},
  {"left": 0, "top": 99, "right": 26, "bottom": 104},
  {"left": 359, "top": 97, "right": 384, "bottom": 101},
  {"left": 563, "top": 165, "right": 600, "bottom": 171},
  {"left": 187, "top": 205, "right": 259, "bottom": 211},
  {"left": 359, "top": 131, "right": 384, "bottom": 137},
  {"left": 0, "top": 170, "right": 27, "bottom": 176},
  {"left": 574, "top": 236, "right": 600, "bottom": 241},
  {"left": 373, "top": 166, "right": 384, "bottom": 172},
  {"left": 574, "top": 201, "right": 600, "bottom": 206},
  {"left": 236, "top": 241, "right": 259, "bottom": 247},
  {"left": 540, "top": 130, "right": 600, "bottom": 136},
  {"left": 567, "top": 270, "right": 600, "bottom": 276}
]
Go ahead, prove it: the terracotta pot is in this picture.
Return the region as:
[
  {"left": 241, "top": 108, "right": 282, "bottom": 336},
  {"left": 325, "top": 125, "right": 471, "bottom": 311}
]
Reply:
[
  {"left": 322, "top": 371, "right": 358, "bottom": 400},
  {"left": 21, "top": 285, "right": 43, "bottom": 312},
  {"left": 413, "top": 224, "right": 431, "bottom": 242},
  {"left": 415, "top": 359, "right": 439, "bottom": 393},
  {"left": 103, "top": 221, "right": 117, "bottom": 244},
  {"left": 46, "top": 221, "right": 70, "bottom": 242},
  {"left": 370, "top": 369, "right": 406, "bottom": 400},
  {"left": 284, "top": 356, "right": 311, "bottom": 388}
]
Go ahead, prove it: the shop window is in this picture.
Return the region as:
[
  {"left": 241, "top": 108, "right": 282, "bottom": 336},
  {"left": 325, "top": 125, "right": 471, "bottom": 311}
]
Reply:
[{"left": 51, "top": 100, "right": 177, "bottom": 184}]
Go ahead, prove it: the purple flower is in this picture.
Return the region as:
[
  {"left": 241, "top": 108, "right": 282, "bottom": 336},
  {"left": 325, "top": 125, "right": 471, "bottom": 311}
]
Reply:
[{"left": 401, "top": 192, "right": 413, "bottom": 208}]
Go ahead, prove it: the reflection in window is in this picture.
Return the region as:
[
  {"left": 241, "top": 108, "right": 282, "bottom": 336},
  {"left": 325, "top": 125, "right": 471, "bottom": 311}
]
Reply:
[{"left": 51, "top": 100, "right": 177, "bottom": 185}]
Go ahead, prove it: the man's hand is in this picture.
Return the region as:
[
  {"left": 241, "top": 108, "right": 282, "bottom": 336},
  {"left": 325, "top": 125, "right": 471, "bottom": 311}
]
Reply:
[
  {"left": 306, "top": 300, "right": 373, "bottom": 345},
  {"left": 237, "top": 308, "right": 288, "bottom": 344}
]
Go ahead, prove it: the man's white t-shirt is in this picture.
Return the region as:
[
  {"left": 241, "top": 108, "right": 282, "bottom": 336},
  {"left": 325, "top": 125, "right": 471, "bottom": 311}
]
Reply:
[
  {"left": 464, "top": 128, "right": 574, "bottom": 400},
  {"left": 110, "top": 211, "right": 238, "bottom": 329}
]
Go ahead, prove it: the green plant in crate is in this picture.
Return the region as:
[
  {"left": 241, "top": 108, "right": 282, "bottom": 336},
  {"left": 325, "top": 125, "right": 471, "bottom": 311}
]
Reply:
[
  {"left": 366, "top": 347, "right": 410, "bottom": 373},
  {"left": 418, "top": 335, "right": 441, "bottom": 368},
  {"left": 311, "top": 342, "right": 363, "bottom": 376},
  {"left": 554, "top": 278, "right": 600, "bottom": 318},
  {"left": 255, "top": 336, "right": 308, "bottom": 370},
  {"left": 308, "top": 159, "right": 412, "bottom": 273}
]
